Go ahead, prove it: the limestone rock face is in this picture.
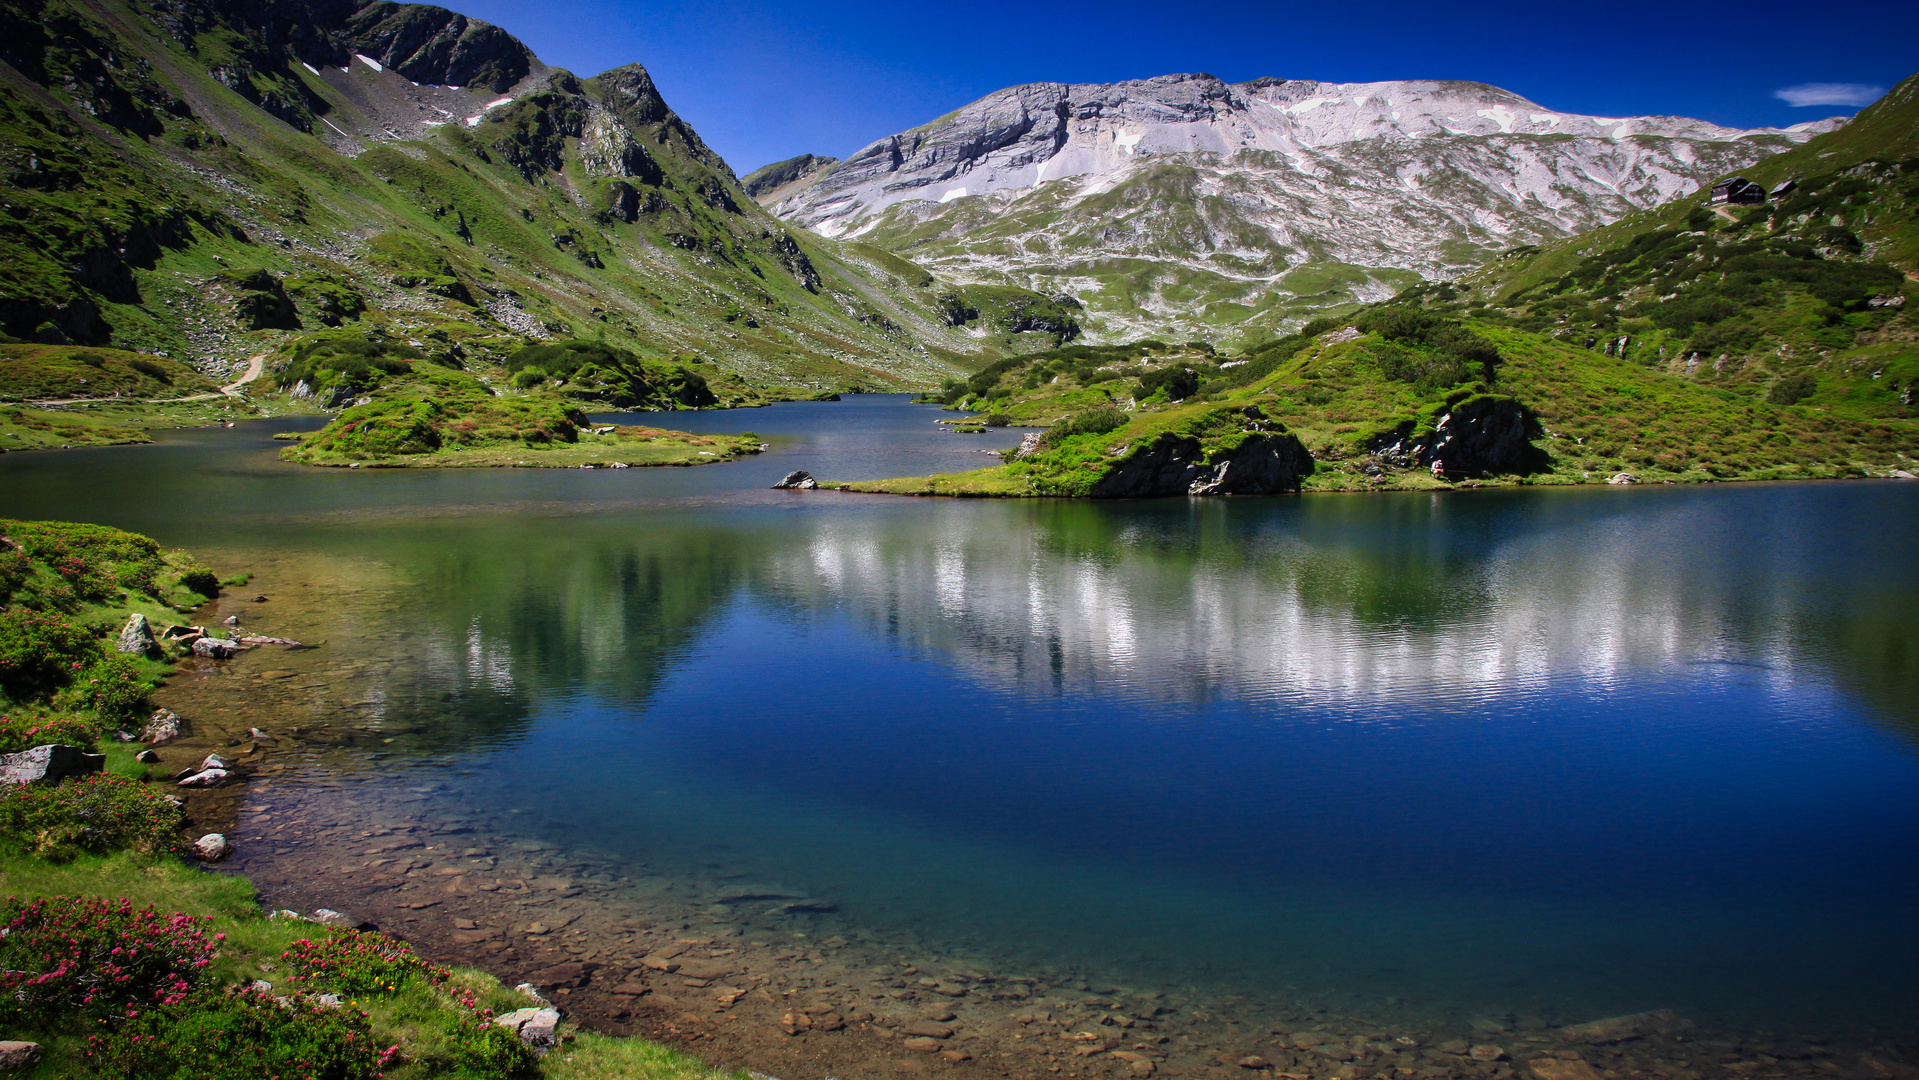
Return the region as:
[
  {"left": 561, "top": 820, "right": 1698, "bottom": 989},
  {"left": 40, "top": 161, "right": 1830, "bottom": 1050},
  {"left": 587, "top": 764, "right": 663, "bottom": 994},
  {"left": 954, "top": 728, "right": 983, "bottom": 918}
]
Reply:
[
  {"left": 0, "top": 744, "right": 105, "bottom": 786},
  {"left": 767, "top": 73, "right": 1844, "bottom": 340},
  {"left": 1091, "top": 431, "right": 1313, "bottom": 498}
]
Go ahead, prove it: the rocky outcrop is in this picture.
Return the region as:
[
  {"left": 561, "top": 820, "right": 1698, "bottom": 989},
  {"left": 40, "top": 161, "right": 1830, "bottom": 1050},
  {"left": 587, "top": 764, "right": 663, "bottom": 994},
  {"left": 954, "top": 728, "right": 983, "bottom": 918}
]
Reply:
[
  {"left": 142, "top": 708, "right": 184, "bottom": 745},
  {"left": 1371, "top": 394, "right": 1538, "bottom": 476},
  {"left": 340, "top": 3, "right": 534, "bottom": 92},
  {"left": 741, "top": 154, "right": 840, "bottom": 200},
  {"left": 1091, "top": 430, "right": 1313, "bottom": 498},
  {"left": 0, "top": 744, "right": 105, "bottom": 786}
]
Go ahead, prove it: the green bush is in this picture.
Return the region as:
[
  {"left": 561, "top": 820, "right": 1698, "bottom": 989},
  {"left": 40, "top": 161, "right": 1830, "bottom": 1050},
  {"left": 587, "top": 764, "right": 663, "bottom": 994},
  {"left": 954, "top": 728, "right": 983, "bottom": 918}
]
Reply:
[
  {"left": 0, "top": 606, "right": 98, "bottom": 700},
  {"left": 86, "top": 988, "right": 390, "bottom": 1080},
  {"left": 0, "top": 710, "right": 99, "bottom": 752},
  {"left": 1768, "top": 372, "right": 1819, "bottom": 405},
  {"left": 0, "top": 773, "right": 186, "bottom": 860},
  {"left": 1133, "top": 366, "right": 1199, "bottom": 403},
  {"left": 1041, "top": 405, "right": 1130, "bottom": 447},
  {"left": 508, "top": 369, "right": 546, "bottom": 389},
  {"left": 983, "top": 413, "right": 1011, "bottom": 427},
  {"left": 127, "top": 358, "right": 172, "bottom": 383},
  {"left": 57, "top": 651, "right": 150, "bottom": 720}
]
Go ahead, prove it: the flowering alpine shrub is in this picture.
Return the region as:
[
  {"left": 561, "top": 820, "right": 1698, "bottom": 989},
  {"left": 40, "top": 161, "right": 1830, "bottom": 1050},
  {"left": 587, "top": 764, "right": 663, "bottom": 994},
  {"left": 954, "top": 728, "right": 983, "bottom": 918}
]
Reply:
[
  {"left": 280, "top": 931, "right": 447, "bottom": 998},
  {"left": 0, "top": 773, "right": 185, "bottom": 860},
  {"left": 55, "top": 651, "right": 150, "bottom": 720},
  {"left": 0, "top": 710, "right": 99, "bottom": 753},
  {"left": 85, "top": 986, "right": 391, "bottom": 1080},
  {"left": 0, "top": 605, "right": 98, "bottom": 700},
  {"left": 0, "top": 896, "right": 217, "bottom": 1027}
]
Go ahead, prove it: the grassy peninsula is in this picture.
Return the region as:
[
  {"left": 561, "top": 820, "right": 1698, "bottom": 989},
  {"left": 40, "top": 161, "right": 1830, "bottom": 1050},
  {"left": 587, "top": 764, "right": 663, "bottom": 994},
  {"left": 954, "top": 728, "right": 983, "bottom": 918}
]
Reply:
[{"left": 272, "top": 338, "right": 761, "bottom": 468}]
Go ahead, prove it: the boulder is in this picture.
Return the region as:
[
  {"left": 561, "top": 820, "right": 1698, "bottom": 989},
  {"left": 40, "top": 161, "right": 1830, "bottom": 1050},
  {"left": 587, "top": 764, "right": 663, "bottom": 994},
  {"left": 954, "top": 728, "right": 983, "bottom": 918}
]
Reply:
[
  {"left": 142, "top": 709, "right": 184, "bottom": 744},
  {"left": 0, "top": 744, "right": 105, "bottom": 786},
  {"left": 771, "top": 470, "right": 817, "bottom": 490},
  {"left": 192, "top": 637, "right": 244, "bottom": 658},
  {"left": 1608, "top": 472, "right": 1636, "bottom": 485},
  {"left": 495, "top": 1007, "right": 562, "bottom": 1053},
  {"left": 311, "top": 908, "right": 372, "bottom": 930},
  {"left": 1555, "top": 1009, "right": 1690, "bottom": 1044},
  {"left": 134, "top": 749, "right": 160, "bottom": 764},
  {"left": 201, "top": 753, "right": 230, "bottom": 771},
  {"left": 1372, "top": 394, "right": 1538, "bottom": 477},
  {"left": 0, "top": 1042, "right": 42, "bottom": 1069},
  {"left": 177, "top": 768, "right": 229, "bottom": 788},
  {"left": 1091, "top": 429, "right": 1313, "bottom": 498},
  {"left": 193, "top": 833, "right": 232, "bottom": 861},
  {"left": 115, "top": 613, "right": 159, "bottom": 656},
  {"left": 1013, "top": 431, "right": 1044, "bottom": 459}
]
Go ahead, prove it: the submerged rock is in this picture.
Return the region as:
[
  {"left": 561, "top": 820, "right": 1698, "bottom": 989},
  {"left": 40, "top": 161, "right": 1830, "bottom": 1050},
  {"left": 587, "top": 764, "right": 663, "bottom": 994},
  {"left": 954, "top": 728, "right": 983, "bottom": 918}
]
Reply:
[
  {"left": 193, "top": 833, "right": 232, "bottom": 861},
  {"left": 192, "top": 636, "right": 245, "bottom": 658},
  {"left": 0, "top": 744, "right": 105, "bottom": 786},
  {"left": 142, "top": 709, "right": 184, "bottom": 744},
  {"left": 1555, "top": 1009, "right": 1690, "bottom": 1044}
]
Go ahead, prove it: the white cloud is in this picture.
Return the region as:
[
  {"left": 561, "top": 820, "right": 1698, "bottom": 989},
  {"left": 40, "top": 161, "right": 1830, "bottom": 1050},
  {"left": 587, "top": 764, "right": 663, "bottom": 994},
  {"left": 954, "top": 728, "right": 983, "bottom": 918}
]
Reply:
[{"left": 1773, "top": 82, "right": 1885, "bottom": 108}]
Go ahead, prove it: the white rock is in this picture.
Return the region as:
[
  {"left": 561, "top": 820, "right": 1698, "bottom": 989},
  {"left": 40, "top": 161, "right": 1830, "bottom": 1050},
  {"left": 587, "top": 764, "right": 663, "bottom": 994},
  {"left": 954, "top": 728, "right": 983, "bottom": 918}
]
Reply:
[
  {"left": 494, "top": 1006, "right": 562, "bottom": 1053},
  {"left": 177, "top": 768, "right": 229, "bottom": 788},
  {"left": 0, "top": 744, "right": 105, "bottom": 786},
  {"left": 193, "top": 833, "right": 232, "bottom": 861}
]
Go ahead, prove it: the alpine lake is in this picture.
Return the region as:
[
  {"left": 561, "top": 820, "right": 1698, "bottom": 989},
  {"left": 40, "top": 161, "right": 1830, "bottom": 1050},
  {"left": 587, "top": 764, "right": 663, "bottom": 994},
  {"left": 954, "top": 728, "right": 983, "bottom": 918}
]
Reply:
[{"left": 2, "top": 395, "right": 1915, "bottom": 1080}]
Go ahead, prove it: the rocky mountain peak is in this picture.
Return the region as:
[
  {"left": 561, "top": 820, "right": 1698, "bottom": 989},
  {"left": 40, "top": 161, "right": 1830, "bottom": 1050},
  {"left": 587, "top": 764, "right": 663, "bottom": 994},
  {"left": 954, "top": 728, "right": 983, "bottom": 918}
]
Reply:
[{"left": 761, "top": 72, "right": 1849, "bottom": 342}]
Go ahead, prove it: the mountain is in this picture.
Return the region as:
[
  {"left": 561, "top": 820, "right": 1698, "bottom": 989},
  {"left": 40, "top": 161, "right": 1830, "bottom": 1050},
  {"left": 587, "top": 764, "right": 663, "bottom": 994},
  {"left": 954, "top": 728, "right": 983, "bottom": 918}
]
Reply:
[
  {"left": 760, "top": 73, "right": 1842, "bottom": 346},
  {"left": 0, "top": 0, "right": 1079, "bottom": 404}
]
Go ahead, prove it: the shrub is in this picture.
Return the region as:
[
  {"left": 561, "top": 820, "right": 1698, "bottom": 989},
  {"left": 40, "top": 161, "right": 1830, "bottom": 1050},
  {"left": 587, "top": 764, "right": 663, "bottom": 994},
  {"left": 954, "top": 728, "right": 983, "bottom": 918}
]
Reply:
[
  {"left": 0, "top": 896, "right": 215, "bottom": 1027},
  {"left": 175, "top": 561, "right": 220, "bottom": 597},
  {"left": 1132, "top": 366, "right": 1199, "bottom": 402},
  {"left": 508, "top": 369, "right": 546, "bottom": 389},
  {"left": 57, "top": 651, "right": 150, "bottom": 720},
  {"left": 1768, "top": 372, "right": 1819, "bottom": 406},
  {"left": 1041, "top": 405, "right": 1130, "bottom": 447},
  {"left": 983, "top": 413, "right": 1011, "bottom": 427},
  {"left": 0, "top": 606, "right": 98, "bottom": 700},
  {"left": 0, "top": 773, "right": 186, "bottom": 860},
  {"left": 280, "top": 932, "right": 446, "bottom": 998},
  {"left": 0, "top": 710, "right": 99, "bottom": 753},
  {"left": 127, "top": 358, "right": 172, "bottom": 383},
  {"left": 0, "top": 548, "right": 29, "bottom": 605},
  {"left": 86, "top": 987, "right": 390, "bottom": 1080}
]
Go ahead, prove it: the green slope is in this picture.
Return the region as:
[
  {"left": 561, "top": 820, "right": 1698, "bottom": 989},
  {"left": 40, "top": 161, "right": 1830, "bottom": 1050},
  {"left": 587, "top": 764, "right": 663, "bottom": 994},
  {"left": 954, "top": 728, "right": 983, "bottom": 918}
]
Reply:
[
  {"left": 0, "top": 0, "right": 1075, "bottom": 416},
  {"left": 1443, "top": 73, "right": 1919, "bottom": 416},
  {"left": 849, "top": 309, "right": 1919, "bottom": 497}
]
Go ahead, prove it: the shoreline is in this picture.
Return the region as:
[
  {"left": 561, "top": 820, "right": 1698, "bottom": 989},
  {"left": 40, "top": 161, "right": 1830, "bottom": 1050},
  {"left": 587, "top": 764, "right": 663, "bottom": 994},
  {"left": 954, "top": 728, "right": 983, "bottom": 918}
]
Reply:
[{"left": 143, "top": 579, "right": 1915, "bottom": 1080}]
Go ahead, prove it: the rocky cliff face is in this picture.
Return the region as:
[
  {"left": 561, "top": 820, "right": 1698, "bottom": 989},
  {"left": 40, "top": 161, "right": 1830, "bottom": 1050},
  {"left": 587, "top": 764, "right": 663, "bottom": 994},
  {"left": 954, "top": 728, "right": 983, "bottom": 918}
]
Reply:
[{"left": 766, "top": 74, "right": 1843, "bottom": 344}]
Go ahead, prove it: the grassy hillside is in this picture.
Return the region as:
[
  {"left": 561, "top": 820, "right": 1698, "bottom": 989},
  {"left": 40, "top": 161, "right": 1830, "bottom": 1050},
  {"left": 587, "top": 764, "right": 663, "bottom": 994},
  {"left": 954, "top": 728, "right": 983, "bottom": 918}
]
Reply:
[
  {"left": 848, "top": 309, "right": 1919, "bottom": 496},
  {"left": 0, "top": 0, "right": 1076, "bottom": 426},
  {"left": 1440, "top": 73, "right": 1919, "bottom": 416}
]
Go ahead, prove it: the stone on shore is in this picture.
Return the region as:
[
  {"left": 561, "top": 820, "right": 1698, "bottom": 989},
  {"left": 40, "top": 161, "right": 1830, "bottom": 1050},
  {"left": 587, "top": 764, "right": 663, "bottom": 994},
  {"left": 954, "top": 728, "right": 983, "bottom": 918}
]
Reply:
[
  {"left": 193, "top": 833, "right": 232, "bottom": 861},
  {"left": 0, "top": 1042, "right": 42, "bottom": 1069},
  {"left": 495, "top": 1007, "right": 562, "bottom": 1053},
  {"left": 772, "top": 470, "right": 817, "bottom": 490},
  {"left": 0, "top": 744, "right": 105, "bottom": 786},
  {"left": 116, "top": 613, "right": 158, "bottom": 656},
  {"left": 311, "top": 908, "right": 370, "bottom": 929}
]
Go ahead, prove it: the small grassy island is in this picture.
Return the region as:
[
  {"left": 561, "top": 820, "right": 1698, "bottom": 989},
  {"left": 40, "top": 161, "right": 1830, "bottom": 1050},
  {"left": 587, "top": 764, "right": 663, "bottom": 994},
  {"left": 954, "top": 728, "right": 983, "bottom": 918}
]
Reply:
[{"left": 273, "top": 338, "right": 761, "bottom": 469}]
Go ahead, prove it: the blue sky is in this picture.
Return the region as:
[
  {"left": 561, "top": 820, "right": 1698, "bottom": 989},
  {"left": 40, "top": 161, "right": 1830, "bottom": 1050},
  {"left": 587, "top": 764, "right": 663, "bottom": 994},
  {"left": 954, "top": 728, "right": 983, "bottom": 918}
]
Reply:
[{"left": 450, "top": 0, "right": 1918, "bottom": 176}]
